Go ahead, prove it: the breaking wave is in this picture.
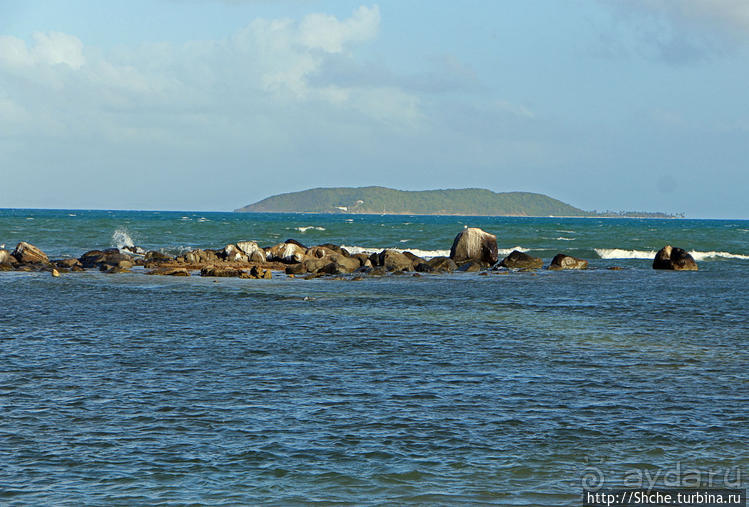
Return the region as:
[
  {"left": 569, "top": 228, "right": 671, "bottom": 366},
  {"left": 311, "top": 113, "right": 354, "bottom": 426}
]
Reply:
[
  {"left": 340, "top": 245, "right": 450, "bottom": 259},
  {"left": 294, "top": 226, "right": 326, "bottom": 233},
  {"left": 595, "top": 248, "right": 749, "bottom": 261},
  {"left": 112, "top": 228, "right": 135, "bottom": 249}
]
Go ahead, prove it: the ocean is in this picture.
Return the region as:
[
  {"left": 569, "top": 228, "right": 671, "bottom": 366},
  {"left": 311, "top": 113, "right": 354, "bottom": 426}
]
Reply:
[{"left": 1, "top": 209, "right": 748, "bottom": 505}]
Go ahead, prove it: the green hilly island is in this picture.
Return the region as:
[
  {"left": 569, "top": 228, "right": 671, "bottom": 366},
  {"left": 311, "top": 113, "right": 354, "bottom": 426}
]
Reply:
[{"left": 235, "top": 187, "right": 590, "bottom": 216}]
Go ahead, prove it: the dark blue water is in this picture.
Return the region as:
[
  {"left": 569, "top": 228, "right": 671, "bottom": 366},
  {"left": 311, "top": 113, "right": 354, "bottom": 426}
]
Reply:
[{"left": 1, "top": 210, "right": 747, "bottom": 504}]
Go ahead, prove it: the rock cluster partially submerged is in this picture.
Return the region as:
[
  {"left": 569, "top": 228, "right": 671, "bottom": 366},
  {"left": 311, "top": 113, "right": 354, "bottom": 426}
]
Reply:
[{"left": 0, "top": 229, "right": 699, "bottom": 278}]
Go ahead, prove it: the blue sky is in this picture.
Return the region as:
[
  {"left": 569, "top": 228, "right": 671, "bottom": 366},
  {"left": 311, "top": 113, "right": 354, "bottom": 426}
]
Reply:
[{"left": 1, "top": 1, "right": 748, "bottom": 218}]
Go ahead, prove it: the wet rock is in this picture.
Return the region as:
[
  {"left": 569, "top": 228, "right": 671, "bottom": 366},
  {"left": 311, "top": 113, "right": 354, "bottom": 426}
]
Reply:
[
  {"left": 12, "top": 242, "right": 49, "bottom": 265},
  {"left": 548, "top": 254, "right": 588, "bottom": 270},
  {"left": 653, "top": 245, "right": 698, "bottom": 271},
  {"left": 100, "top": 265, "right": 131, "bottom": 274},
  {"left": 306, "top": 246, "right": 338, "bottom": 259},
  {"left": 317, "top": 243, "right": 350, "bottom": 256},
  {"left": 122, "top": 245, "right": 146, "bottom": 255},
  {"left": 377, "top": 250, "right": 414, "bottom": 272},
  {"left": 284, "top": 238, "right": 307, "bottom": 249},
  {"left": 54, "top": 258, "right": 83, "bottom": 270},
  {"left": 147, "top": 267, "right": 190, "bottom": 276},
  {"left": 236, "top": 241, "right": 266, "bottom": 263},
  {"left": 458, "top": 261, "right": 484, "bottom": 272},
  {"left": 450, "top": 228, "right": 498, "bottom": 265},
  {"left": 200, "top": 266, "right": 245, "bottom": 277},
  {"left": 0, "top": 249, "right": 12, "bottom": 265},
  {"left": 249, "top": 266, "right": 272, "bottom": 279},
  {"left": 351, "top": 253, "right": 371, "bottom": 267},
  {"left": 402, "top": 251, "right": 427, "bottom": 266},
  {"left": 180, "top": 249, "right": 218, "bottom": 265},
  {"left": 144, "top": 250, "right": 173, "bottom": 264},
  {"left": 499, "top": 250, "right": 543, "bottom": 270},
  {"left": 80, "top": 249, "right": 132, "bottom": 269},
  {"left": 51, "top": 269, "right": 60, "bottom": 277}
]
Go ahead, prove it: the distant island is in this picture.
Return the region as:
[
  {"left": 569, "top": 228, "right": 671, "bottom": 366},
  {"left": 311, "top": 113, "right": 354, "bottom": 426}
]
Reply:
[{"left": 235, "top": 186, "right": 679, "bottom": 218}]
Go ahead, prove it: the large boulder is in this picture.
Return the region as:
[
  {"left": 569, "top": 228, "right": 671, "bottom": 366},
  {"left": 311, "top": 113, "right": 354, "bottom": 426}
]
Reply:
[
  {"left": 653, "top": 245, "right": 698, "bottom": 271},
  {"left": 266, "top": 242, "right": 306, "bottom": 263},
  {"left": 12, "top": 242, "right": 49, "bottom": 264},
  {"left": 179, "top": 249, "right": 218, "bottom": 264},
  {"left": 499, "top": 250, "right": 543, "bottom": 270},
  {"left": 549, "top": 254, "right": 588, "bottom": 270},
  {"left": 378, "top": 250, "right": 414, "bottom": 272},
  {"left": 144, "top": 250, "right": 174, "bottom": 263},
  {"left": 80, "top": 249, "right": 133, "bottom": 269},
  {"left": 236, "top": 241, "right": 266, "bottom": 263},
  {"left": 200, "top": 266, "right": 245, "bottom": 277},
  {"left": 450, "top": 228, "right": 498, "bottom": 265}
]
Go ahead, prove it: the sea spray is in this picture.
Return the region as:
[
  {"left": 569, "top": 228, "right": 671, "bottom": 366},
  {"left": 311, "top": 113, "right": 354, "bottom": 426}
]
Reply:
[{"left": 111, "top": 228, "right": 135, "bottom": 250}]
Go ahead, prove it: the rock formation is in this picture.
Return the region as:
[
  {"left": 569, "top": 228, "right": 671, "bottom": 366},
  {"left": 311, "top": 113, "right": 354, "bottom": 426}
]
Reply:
[
  {"left": 449, "top": 228, "right": 498, "bottom": 265},
  {"left": 653, "top": 245, "right": 698, "bottom": 271}
]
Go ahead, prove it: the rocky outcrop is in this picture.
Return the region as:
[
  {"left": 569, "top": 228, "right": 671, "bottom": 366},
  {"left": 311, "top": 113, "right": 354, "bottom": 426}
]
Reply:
[
  {"left": 178, "top": 249, "right": 218, "bottom": 265},
  {"left": 499, "top": 250, "right": 543, "bottom": 270},
  {"left": 653, "top": 245, "right": 698, "bottom": 271},
  {"left": 376, "top": 250, "right": 414, "bottom": 272},
  {"left": 450, "top": 228, "right": 498, "bottom": 265},
  {"left": 236, "top": 241, "right": 266, "bottom": 263},
  {"left": 12, "top": 242, "right": 49, "bottom": 265},
  {"left": 144, "top": 250, "right": 174, "bottom": 264},
  {"left": 200, "top": 266, "right": 245, "bottom": 277},
  {"left": 220, "top": 244, "right": 248, "bottom": 263},
  {"left": 548, "top": 254, "right": 588, "bottom": 270},
  {"left": 457, "top": 261, "right": 483, "bottom": 272},
  {"left": 415, "top": 256, "right": 457, "bottom": 273},
  {"left": 80, "top": 249, "right": 133, "bottom": 270}
]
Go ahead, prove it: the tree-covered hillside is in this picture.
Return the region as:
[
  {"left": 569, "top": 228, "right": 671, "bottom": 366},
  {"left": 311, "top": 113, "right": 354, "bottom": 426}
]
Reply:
[{"left": 235, "top": 187, "right": 590, "bottom": 216}]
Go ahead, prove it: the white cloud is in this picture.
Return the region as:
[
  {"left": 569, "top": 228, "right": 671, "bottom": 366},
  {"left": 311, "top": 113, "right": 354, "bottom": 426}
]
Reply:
[
  {"left": 298, "top": 5, "right": 380, "bottom": 53},
  {"left": 0, "top": 31, "right": 85, "bottom": 69}
]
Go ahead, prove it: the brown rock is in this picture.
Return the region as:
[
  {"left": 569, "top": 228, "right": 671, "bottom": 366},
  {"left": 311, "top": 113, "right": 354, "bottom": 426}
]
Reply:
[
  {"left": 147, "top": 267, "right": 190, "bottom": 276},
  {"left": 378, "top": 250, "right": 414, "bottom": 272},
  {"left": 200, "top": 266, "right": 245, "bottom": 277},
  {"left": 12, "top": 242, "right": 49, "bottom": 264},
  {"left": 499, "top": 250, "right": 543, "bottom": 270},
  {"left": 548, "top": 254, "right": 588, "bottom": 270}
]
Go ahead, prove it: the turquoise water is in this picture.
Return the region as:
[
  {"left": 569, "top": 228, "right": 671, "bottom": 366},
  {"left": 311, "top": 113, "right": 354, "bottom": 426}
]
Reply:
[{"left": 1, "top": 210, "right": 748, "bottom": 505}]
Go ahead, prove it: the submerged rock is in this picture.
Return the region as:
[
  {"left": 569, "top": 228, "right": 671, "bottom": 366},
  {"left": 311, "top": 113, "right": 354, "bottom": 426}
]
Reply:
[
  {"left": 548, "top": 254, "right": 588, "bottom": 270},
  {"left": 653, "top": 245, "right": 698, "bottom": 271},
  {"left": 12, "top": 242, "right": 49, "bottom": 265},
  {"left": 147, "top": 267, "right": 190, "bottom": 276},
  {"left": 450, "top": 228, "right": 498, "bottom": 265},
  {"left": 499, "top": 250, "right": 543, "bottom": 270}
]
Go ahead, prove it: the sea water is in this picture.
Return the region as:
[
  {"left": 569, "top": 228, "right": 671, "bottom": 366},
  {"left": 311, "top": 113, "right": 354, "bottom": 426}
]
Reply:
[{"left": 1, "top": 209, "right": 747, "bottom": 505}]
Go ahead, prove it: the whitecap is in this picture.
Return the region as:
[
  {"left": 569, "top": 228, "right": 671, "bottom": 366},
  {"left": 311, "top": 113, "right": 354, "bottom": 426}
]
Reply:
[
  {"left": 295, "top": 226, "right": 326, "bottom": 233},
  {"left": 689, "top": 250, "right": 749, "bottom": 261},
  {"left": 399, "top": 239, "right": 410, "bottom": 243},
  {"left": 595, "top": 248, "right": 656, "bottom": 259},
  {"left": 340, "top": 245, "right": 450, "bottom": 259},
  {"left": 498, "top": 246, "right": 530, "bottom": 255},
  {"left": 112, "top": 228, "right": 135, "bottom": 249},
  {"left": 556, "top": 237, "right": 574, "bottom": 241}
]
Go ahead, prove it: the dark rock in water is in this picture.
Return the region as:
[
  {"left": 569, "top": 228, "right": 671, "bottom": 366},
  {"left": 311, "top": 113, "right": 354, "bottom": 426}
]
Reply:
[
  {"left": 351, "top": 253, "right": 371, "bottom": 267},
  {"left": 12, "top": 242, "right": 49, "bottom": 265},
  {"left": 549, "top": 254, "right": 588, "bottom": 270},
  {"left": 200, "top": 266, "right": 245, "bottom": 277},
  {"left": 428, "top": 256, "right": 457, "bottom": 273},
  {"left": 54, "top": 258, "right": 84, "bottom": 270},
  {"left": 100, "top": 265, "right": 131, "bottom": 274},
  {"left": 653, "top": 245, "right": 698, "bottom": 271},
  {"left": 458, "top": 261, "right": 484, "bottom": 272},
  {"left": 499, "top": 250, "right": 543, "bottom": 270},
  {"left": 378, "top": 250, "right": 414, "bottom": 272},
  {"left": 306, "top": 246, "right": 338, "bottom": 259},
  {"left": 286, "top": 263, "right": 308, "bottom": 275},
  {"left": 147, "top": 267, "right": 190, "bottom": 276},
  {"left": 79, "top": 250, "right": 108, "bottom": 268},
  {"left": 450, "top": 228, "right": 498, "bottom": 265},
  {"left": 121, "top": 245, "right": 145, "bottom": 255},
  {"left": 402, "top": 251, "right": 427, "bottom": 266},
  {"left": 0, "top": 263, "right": 13, "bottom": 271},
  {"left": 144, "top": 250, "right": 173, "bottom": 263}
]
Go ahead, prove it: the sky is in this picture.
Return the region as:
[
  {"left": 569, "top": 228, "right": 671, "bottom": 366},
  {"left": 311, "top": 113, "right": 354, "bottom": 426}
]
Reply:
[{"left": 1, "top": 1, "right": 748, "bottom": 218}]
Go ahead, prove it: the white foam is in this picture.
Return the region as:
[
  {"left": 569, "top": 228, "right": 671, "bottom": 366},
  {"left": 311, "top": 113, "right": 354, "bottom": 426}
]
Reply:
[
  {"left": 294, "top": 226, "right": 326, "bottom": 233},
  {"left": 689, "top": 250, "right": 749, "bottom": 261},
  {"left": 112, "top": 228, "right": 135, "bottom": 249},
  {"left": 340, "top": 245, "right": 450, "bottom": 259},
  {"left": 498, "top": 246, "right": 530, "bottom": 255},
  {"left": 556, "top": 237, "right": 574, "bottom": 241},
  {"left": 595, "top": 248, "right": 656, "bottom": 259},
  {"left": 595, "top": 248, "right": 749, "bottom": 261}
]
